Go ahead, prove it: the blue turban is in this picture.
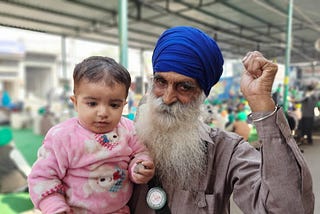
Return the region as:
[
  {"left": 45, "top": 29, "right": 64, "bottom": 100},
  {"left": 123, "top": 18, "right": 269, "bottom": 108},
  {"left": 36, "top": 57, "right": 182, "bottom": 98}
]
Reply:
[{"left": 152, "top": 26, "right": 224, "bottom": 96}]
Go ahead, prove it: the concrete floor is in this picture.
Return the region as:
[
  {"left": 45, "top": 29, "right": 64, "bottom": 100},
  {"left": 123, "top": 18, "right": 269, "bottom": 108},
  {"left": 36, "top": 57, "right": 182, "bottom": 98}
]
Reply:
[
  {"left": 231, "top": 132, "right": 320, "bottom": 213},
  {"left": 300, "top": 133, "right": 320, "bottom": 213}
]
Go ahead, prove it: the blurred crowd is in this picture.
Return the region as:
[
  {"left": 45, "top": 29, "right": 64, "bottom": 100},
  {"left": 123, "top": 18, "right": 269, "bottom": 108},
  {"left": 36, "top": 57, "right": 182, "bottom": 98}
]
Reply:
[
  {"left": 200, "top": 95, "right": 257, "bottom": 146},
  {"left": 1, "top": 81, "right": 319, "bottom": 146},
  {"left": 199, "top": 82, "right": 320, "bottom": 149}
]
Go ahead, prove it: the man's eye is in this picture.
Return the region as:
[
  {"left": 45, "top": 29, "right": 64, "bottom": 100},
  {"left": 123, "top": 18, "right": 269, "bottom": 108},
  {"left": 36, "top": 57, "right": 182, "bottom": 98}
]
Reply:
[
  {"left": 176, "top": 82, "right": 196, "bottom": 92},
  {"left": 154, "top": 77, "right": 167, "bottom": 87}
]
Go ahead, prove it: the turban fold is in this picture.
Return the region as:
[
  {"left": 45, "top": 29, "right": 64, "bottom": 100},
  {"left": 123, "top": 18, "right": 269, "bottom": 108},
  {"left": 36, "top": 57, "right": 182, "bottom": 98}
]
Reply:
[{"left": 152, "top": 26, "right": 224, "bottom": 96}]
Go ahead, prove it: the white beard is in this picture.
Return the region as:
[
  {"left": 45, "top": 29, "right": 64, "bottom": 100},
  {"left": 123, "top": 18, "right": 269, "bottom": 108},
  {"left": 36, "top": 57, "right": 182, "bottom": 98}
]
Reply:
[{"left": 135, "top": 92, "right": 207, "bottom": 189}]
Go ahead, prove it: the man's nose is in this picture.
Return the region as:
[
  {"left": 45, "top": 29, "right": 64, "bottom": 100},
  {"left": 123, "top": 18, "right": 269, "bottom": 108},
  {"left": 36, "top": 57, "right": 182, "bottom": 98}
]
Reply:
[{"left": 162, "top": 85, "right": 178, "bottom": 105}]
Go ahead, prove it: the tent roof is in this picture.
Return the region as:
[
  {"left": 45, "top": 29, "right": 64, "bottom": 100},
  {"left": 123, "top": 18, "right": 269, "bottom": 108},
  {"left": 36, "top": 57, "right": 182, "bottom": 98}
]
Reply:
[{"left": 0, "top": 0, "right": 319, "bottom": 65}]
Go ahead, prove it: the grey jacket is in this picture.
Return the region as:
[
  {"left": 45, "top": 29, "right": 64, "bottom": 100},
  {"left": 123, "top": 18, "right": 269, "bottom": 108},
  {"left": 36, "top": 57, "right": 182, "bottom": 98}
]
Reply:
[{"left": 129, "top": 107, "right": 314, "bottom": 214}]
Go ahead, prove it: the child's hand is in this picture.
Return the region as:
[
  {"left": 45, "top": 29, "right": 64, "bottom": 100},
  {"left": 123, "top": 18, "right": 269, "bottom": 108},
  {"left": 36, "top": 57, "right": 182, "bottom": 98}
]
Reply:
[{"left": 133, "top": 160, "right": 155, "bottom": 184}]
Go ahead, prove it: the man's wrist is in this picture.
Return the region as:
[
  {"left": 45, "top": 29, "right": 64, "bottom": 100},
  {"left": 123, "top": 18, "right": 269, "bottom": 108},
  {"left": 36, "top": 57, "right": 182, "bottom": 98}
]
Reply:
[
  {"left": 248, "top": 105, "right": 280, "bottom": 123},
  {"left": 247, "top": 97, "right": 275, "bottom": 112}
]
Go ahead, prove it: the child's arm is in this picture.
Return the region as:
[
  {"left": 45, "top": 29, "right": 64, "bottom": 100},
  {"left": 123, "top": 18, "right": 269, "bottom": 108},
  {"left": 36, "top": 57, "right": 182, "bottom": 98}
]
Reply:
[
  {"left": 123, "top": 118, "right": 155, "bottom": 184},
  {"left": 127, "top": 135, "right": 155, "bottom": 184},
  {"left": 27, "top": 129, "right": 70, "bottom": 214}
]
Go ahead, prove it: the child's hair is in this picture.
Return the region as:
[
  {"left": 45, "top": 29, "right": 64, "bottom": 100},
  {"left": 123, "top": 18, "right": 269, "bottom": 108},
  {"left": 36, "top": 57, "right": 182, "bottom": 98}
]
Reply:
[{"left": 73, "top": 56, "right": 131, "bottom": 97}]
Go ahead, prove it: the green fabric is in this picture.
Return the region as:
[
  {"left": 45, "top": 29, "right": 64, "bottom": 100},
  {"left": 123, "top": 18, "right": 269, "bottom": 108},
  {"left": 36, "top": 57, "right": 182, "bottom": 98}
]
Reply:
[
  {"left": 228, "top": 114, "right": 235, "bottom": 123},
  {"left": 248, "top": 127, "right": 258, "bottom": 143},
  {"left": 38, "top": 107, "right": 46, "bottom": 115},
  {"left": 9, "top": 127, "right": 43, "bottom": 166},
  {"left": 0, "top": 126, "right": 43, "bottom": 213},
  {"left": 0, "top": 192, "right": 33, "bottom": 213},
  {"left": 236, "top": 111, "right": 247, "bottom": 121},
  {"left": 0, "top": 128, "right": 12, "bottom": 146}
]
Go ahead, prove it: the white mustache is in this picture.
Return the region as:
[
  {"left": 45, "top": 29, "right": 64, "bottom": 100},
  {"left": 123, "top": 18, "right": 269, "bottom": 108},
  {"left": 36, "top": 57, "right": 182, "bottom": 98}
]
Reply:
[{"left": 153, "top": 98, "right": 181, "bottom": 116}]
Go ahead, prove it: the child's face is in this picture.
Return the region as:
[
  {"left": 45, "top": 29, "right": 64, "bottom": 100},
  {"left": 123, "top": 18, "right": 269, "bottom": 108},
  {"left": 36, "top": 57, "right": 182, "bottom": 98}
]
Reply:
[{"left": 70, "top": 79, "right": 127, "bottom": 134}]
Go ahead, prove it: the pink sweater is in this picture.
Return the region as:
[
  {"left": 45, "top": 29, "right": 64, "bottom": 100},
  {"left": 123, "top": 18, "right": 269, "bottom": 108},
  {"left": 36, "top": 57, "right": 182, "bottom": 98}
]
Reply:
[{"left": 28, "top": 117, "right": 151, "bottom": 214}]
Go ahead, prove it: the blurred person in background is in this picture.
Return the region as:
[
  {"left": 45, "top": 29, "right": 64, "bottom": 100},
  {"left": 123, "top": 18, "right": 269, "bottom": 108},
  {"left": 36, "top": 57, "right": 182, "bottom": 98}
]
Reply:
[
  {"left": 0, "top": 89, "right": 12, "bottom": 109},
  {"left": 296, "top": 84, "right": 320, "bottom": 145},
  {"left": 231, "top": 111, "right": 251, "bottom": 141}
]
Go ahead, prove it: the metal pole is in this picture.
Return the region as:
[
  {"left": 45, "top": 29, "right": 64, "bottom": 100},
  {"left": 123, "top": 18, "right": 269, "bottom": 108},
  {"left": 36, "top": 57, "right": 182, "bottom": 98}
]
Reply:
[
  {"left": 118, "top": 0, "right": 128, "bottom": 68},
  {"left": 283, "top": 0, "right": 294, "bottom": 112},
  {"left": 140, "top": 49, "right": 145, "bottom": 94},
  {"left": 61, "top": 35, "right": 67, "bottom": 79}
]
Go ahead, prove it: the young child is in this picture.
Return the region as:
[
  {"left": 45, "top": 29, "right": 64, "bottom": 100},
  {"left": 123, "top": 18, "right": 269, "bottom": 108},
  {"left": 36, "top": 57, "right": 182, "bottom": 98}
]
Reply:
[{"left": 28, "top": 56, "right": 154, "bottom": 214}]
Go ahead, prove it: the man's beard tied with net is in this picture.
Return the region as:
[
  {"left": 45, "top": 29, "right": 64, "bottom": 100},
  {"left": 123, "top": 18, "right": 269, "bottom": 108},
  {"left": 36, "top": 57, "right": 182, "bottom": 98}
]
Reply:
[{"left": 135, "top": 90, "right": 207, "bottom": 189}]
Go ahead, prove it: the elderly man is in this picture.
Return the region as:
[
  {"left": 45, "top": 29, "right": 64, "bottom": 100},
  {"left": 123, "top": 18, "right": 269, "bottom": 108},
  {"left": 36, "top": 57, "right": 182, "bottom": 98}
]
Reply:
[{"left": 130, "top": 26, "right": 314, "bottom": 214}]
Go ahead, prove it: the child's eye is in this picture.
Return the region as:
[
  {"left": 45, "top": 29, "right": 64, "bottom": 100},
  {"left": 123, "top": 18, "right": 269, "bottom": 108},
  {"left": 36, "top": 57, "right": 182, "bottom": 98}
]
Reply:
[
  {"left": 110, "top": 103, "right": 121, "bottom": 108},
  {"left": 87, "top": 102, "right": 97, "bottom": 107}
]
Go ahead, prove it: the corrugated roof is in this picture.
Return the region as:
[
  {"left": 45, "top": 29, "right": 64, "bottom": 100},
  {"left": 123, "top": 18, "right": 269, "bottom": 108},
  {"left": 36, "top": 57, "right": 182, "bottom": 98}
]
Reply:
[{"left": 0, "top": 0, "right": 319, "bottom": 64}]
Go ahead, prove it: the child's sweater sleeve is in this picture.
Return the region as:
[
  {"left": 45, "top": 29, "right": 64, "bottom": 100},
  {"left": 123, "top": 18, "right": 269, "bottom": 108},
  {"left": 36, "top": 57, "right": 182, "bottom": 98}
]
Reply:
[
  {"left": 126, "top": 123, "right": 152, "bottom": 183},
  {"left": 27, "top": 127, "right": 71, "bottom": 214}
]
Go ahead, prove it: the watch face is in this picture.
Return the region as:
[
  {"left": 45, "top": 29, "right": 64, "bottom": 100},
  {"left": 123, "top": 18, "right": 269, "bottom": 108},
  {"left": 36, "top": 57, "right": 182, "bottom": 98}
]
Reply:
[{"left": 146, "top": 187, "right": 167, "bottom": 210}]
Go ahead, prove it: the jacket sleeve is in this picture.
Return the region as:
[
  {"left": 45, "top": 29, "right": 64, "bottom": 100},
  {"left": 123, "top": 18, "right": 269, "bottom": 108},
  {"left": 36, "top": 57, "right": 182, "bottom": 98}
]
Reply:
[
  {"left": 27, "top": 128, "right": 70, "bottom": 214},
  {"left": 123, "top": 119, "right": 152, "bottom": 183},
  {"left": 231, "top": 107, "right": 314, "bottom": 214}
]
